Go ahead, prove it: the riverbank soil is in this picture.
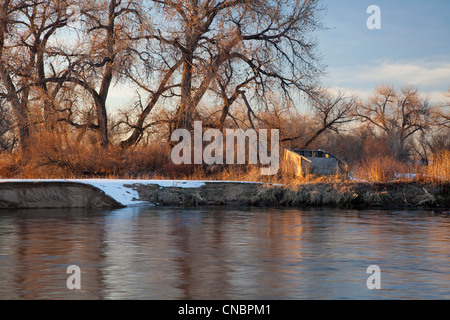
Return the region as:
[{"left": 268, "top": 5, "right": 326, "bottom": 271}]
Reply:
[
  {"left": 133, "top": 181, "right": 449, "bottom": 209},
  {"left": 0, "top": 182, "right": 123, "bottom": 209},
  {"left": 0, "top": 180, "right": 447, "bottom": 209}
]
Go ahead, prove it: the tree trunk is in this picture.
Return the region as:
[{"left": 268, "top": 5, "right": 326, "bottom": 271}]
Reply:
[
  {"left": 17, "top": 111, "right": 30, "bottom": 153},
  {"left": 176, "top": 50, "right": 194, "bottom": 130},
  {"left": 0, "top": 65, "right": 30, "bottom": 152},
  {"left": 120, "top": 59, "right": 182, "bottom": 148},
  {"left": 96, "top": 101, "right": 108, "bottom": 148}
]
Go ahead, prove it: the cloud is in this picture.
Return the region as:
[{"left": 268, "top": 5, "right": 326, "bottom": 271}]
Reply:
[
  {"left": 325, "top": 88, "right": 448, "bottom": 104},
  {"left": 419, "top": 91, "right": 450, "bottom": 104},
  {"left": 323, "top": 59, "right": 450, "bottom": 103},
  {"left": 326, "top": 86, "right": 373, "bottom": 100},
  {"left": 357, "top": 61, "right": 450, "bottom": 88}
]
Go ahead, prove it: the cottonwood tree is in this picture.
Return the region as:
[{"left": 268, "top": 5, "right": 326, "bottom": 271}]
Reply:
[
  {"left": 355, "top": 85, "right": 435, "bottom": 161},
  {"left": 119, "top": 0, "right": 325, "bottom": 147},
  {"left": 412, "top": 129, "right": 450, "bottom": 165},
  {"left": 412, "top": 89, "right": 450, "bottom": 163},
  {"left": 0, "top": 98, "right": 17, "bottom": 151},
  {"left": 0, "top": 0, "right": 74, "bottom": 152},
  {"left": 435, "top": 89, "right": 450, "bottom": 128},
  {"left": 0, "top": 0, "right": 35, "bottom": 152},
  {"left": 46, "top": 0, "right": 143, "bottom": 148},
  {"left": 1, "top": 0, "right": 326, "bottom": 151}
]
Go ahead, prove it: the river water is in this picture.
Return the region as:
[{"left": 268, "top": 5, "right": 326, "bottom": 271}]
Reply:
[{"left": 0, "top": 206, "right": 449, "bottom": 300}]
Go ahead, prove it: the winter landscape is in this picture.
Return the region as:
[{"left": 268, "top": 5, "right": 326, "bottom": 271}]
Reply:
[{"left": 0, "top": 0, "right": 449, "bottom": 303}]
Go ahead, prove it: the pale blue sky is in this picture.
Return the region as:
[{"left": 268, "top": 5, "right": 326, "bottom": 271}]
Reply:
[{"left": 317, "top": 0, "right": 450, "bottom": 101}]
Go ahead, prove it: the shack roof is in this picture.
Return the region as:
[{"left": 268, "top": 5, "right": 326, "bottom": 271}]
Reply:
[{"left": 286, "top": 149, "right": 339, "bottom": 160}]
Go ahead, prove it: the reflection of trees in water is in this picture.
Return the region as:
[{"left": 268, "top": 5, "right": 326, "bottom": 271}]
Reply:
[
  {"left": 171, "top": 209, "right": 231, "bottom": 299},
  {"left": 171, "top": 208, "right": 306, "bottom": 299},
  {"left": 0, "top": 208, "right": 449, "bottom": 299},
  {"left": 0, "top": 209, "right": 105, "bottom": 299},
  {"left": 101, "top": 208, "right": 179, "bottom": 299}
]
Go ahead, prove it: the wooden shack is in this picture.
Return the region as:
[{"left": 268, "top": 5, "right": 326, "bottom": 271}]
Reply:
[{"left": 283, "top": 149, "right": 348, "bottom": 177}]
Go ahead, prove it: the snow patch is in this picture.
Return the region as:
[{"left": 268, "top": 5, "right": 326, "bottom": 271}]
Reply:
[
  {"left": 349, "top": 172, "right": 368, "bottom": 182},
  {"left": 393, "top": 173, "right": 418, "bottom": 180},
  {"left": 0, "top": 179, "right": 229, "bottom": 206}
]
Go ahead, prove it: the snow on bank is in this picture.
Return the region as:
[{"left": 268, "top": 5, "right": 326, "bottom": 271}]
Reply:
[
  {"left": 81, "top": 179, "right": 211, "bottom": 206},
  {"left": 349, "top": 172, "right": 420, "bottom": 183},
  {"left": 394, "top": 173, "right": 418, "bottom": 180},
  {"left": 0, "top": 179, "right": 209, "bottom": 206},
  {"left": 0, "top": 179, "right": 251, "bottom": 206},
  {"left": 349, "top": 172, "right": 367, "bottom": 182}
]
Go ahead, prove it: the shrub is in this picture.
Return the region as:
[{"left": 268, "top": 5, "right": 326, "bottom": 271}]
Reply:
[
  {"left": 428, "top": 149, "right": 450, "bottom": 182},
  {"left": 353, "top": 156, "right": 421, "bottom": 183}
]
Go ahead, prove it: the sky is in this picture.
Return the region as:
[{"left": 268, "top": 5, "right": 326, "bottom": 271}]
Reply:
[
  {"left": 107, "top": 0, "right": 450, "bottom": 109},
  {"left": 317, "top": 0, "right": 450, "bottom": 102}
]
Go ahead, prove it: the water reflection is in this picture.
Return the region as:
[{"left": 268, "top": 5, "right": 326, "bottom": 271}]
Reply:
[{"left": 0, "top": 207, "right": 449, "bottom": 299}]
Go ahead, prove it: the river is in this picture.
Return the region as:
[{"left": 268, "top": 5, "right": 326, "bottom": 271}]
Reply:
[{"left": 0, "top": 206, "right": 449, "bottom": 299}]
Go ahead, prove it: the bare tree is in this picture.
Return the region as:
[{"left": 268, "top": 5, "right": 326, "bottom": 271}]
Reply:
[
  {"left": 1, "top": 0, "right": 325, "bottom": 152},
  {"left": 119, "top": 0, "right": 325, "bottom": 147},
  {"left": 0, "top": 0, "right": 71, "bottom": 151},
  {"left": 44, "top": 0, "right": 144, "bottom": 148},
  {"left": 0, "top": 0, "right": 32, "bottom": 152},
  {"left": 355, "top": 85, "right": 435, "bottom": 160},
  {"left": 281, "top": 89, "right": 357, "bottom": 148},
  {"left": 435, "top": 88, "right": 450, "bottom": 129}
]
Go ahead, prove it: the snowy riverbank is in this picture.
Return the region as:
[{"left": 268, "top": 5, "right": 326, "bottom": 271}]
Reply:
[
  {"left": 0, "top": 179, "right": 448, "bottom": 209},
  {"left": 0, "top": 179, "right": 261, "bottom": 208}
]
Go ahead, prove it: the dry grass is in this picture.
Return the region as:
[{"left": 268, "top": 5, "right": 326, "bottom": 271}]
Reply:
[
  {"left": 0, "top": 152, "right": 22, "bottom": 178},
  {"left": 1, "top": 133, "right": 448, "bottom": 185},
  {"left": 0, "top": 132, "right": 171, "bottom": 179},
  {"left": 0, "top": 144, "right": 343, "bottom": 185},
  {"left": 352, "top": 156, "right": 425, "bottom": 183},
  {"left": 428, "top": 149, "right": 450, "bottom": 182}
]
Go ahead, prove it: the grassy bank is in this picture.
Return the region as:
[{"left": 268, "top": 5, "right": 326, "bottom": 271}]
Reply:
[
  {"left": 252, "top": 181, "right": 449, "bottom": 209},
  {"left": 0, "top": 179, "right": 448, "bottom": 209},
  {"left": 0, "top": 144, "right": 448, "bottom": 184},
  {"left": 0, "top": 145, "right": 448, "bottom": 209},
  {"left": 132, "top": 180, "right": 449, "bottom": 209}
]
